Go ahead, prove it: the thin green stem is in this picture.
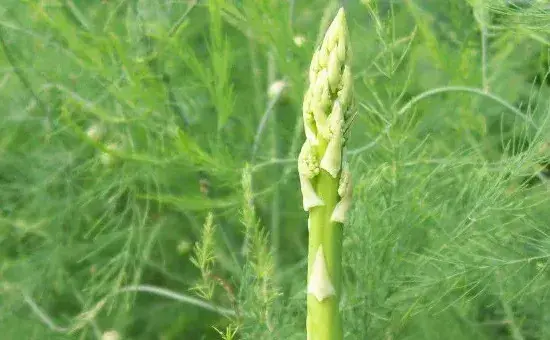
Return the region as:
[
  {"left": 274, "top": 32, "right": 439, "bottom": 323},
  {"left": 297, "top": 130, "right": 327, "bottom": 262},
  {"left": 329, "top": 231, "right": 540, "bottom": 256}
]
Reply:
[
  {"left": 267, "top": 50, "right": 281, "bottom": 270},
  {"left": 22, "top": 293, "right": 71, "bottom": 334},
  {"left": 349, "top": 86, "right": 536, "bottom": 156},
  {"left": 116, "top": 285, "right": 238, "bottom": 317},
  {"left": 397, "top": 86, "right": 533, "bottom": 126}
]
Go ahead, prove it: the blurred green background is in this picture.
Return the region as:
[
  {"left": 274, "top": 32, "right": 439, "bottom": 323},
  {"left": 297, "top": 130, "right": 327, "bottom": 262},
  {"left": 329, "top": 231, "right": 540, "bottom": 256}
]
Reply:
[{"left": 2, "top": 0, "right": 550, "bottom": 339}]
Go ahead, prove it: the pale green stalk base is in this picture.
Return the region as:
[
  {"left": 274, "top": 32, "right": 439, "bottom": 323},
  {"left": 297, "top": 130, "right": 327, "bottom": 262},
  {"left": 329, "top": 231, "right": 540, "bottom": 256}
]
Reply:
[{"left": 307, "top": 141, "right": 343, "bottom": 340}]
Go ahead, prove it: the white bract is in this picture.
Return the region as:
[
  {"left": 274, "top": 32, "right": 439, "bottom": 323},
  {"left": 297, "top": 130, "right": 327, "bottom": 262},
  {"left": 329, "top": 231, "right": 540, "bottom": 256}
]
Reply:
[
  {"left": 298, "top": 141, "right": 324, "bottom": 211},
  {"left": 331, "top": 166, "right": 353, "bottom": 223},
  {"left": 307, "top": 246, "right": 336, "bottom": 302}
]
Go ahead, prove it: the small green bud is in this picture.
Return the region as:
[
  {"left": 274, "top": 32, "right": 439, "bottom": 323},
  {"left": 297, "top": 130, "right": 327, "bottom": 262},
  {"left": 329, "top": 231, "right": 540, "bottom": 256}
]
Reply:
[
  {"left": 298, "top": 142, "right": 324, "bottom": 211},
  {"left": 331, "top": 165, "right": 353, "bottom": 223},
  {"left": 303, "top": 89, "right": 319, "bottom": 145},
  {"left": 298, "top": 141, "right": 320, "bottom": 178},
  {"left": 320, "top": 101, "right": 344, "bottom": 177},
  {"left": 327, "top": 51, "right": 342, "bottom": 92},
  {"left": 338, "top": 66, "right": 353, "bottom": 111},
  {"left": 317, "top": 48, "right": 329, "bottom": 69},
  {"left": 313, "top": 69, "right": 331, "bottom": 112}
]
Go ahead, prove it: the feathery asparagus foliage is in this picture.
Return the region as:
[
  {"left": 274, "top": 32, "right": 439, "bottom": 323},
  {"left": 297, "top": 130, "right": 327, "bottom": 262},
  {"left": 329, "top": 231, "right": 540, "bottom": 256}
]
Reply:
[
  {"left": 2, "top": 1, "right": 550, "bottom": 339},
  {"left": 190, "top": 212, "right": 217, "bottom": 300}
]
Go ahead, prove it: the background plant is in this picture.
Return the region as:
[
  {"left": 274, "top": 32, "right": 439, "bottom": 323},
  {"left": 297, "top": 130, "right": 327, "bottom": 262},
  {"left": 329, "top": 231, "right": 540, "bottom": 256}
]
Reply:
[{"left": 1, "top": 0, "right": 550, "bottom": 339}]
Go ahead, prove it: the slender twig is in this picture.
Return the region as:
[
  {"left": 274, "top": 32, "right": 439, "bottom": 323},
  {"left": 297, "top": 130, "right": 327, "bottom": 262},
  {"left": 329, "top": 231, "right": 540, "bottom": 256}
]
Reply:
[
  {"left": 474, "top": 4, "right": 490, "bottom": 92},
  {"left": 67, "top": 281, "right": 103, "bottom": 338},
  {"left": 480, "top": 23, "right": 489, "bottom": 92},
  {"left": 22, "top": 293, "right": 70, "bottom": 333},
  {"left": 266, "top": 50, "right": 281, "bottom": 270},
  {"left": 247, "top": 32, "right": 263, "bottom": 118},
  {"left": 116, "top": 285, "right": 237, "bottom": 317},
  {"left": 251, "top": 158, "right": 297, "bottom": 172},
  {"left": 18, "top": 283, "right": 102, "bottom": 337},
  {"left": 250, "top": 82, "right": 286, "bottom": 161},
  {"left": 20, "top": 283, "right": 240, "bottom": 334},
  {"left": 64, "top": 0, "right": 92, "bottom": 31},
  {"left": 349, "top": 86, "right": 536, "bottom": 156},
  {"left": 168, "top": 0, "right": 199, "bottom": 37},
  {"left": 396, "top": 87, "right": 533, "bottom": 126},
  {"left": 21, "top": 291, "right": 104, "bottom": 339},
  {"left": 289, "top": 0, "right": 296, "bottom": 31}
]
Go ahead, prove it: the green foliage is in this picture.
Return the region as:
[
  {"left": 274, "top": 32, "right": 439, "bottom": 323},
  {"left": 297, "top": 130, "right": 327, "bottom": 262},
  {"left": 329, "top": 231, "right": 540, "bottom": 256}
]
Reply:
[
  {"left": 190, "top": 212, "right": 217, "bottom": 300},
  {"left": 1, "top": 0, "right": 550, "bottom": 339}
]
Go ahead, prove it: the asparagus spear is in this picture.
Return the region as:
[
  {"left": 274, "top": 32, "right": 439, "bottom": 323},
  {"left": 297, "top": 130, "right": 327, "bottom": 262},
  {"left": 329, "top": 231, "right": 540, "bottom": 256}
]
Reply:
[{"left": 299, "top": 8, "right": 353, "bottom": 340}]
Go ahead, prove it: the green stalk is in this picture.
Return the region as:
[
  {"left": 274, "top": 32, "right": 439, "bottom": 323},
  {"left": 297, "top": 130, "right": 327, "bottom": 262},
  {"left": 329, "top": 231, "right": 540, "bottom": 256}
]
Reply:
[
  {"left": 307, "top": 159, "right": 343, "bottom": 340},
  {"left": 298, "top": 8, "right": 353, "bottom": 340}
]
